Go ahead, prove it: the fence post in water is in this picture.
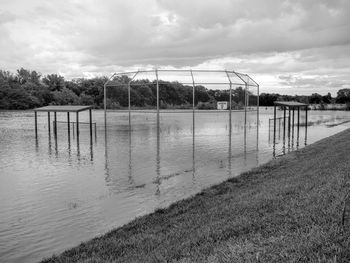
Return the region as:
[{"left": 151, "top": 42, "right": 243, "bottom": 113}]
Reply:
[
  {"left": 72, "top": 121, "right": 75, "bottom": 138},
  {"left": 297, "top": 107, "right": 300, "bottom": 146},
  {"left": 54, "top": 111, "right": 57, "bottom": 137},
  {"left": 35, "top": 111, "right": 38, "bottom": 137},
  {"left": 67, "top": 112, "right": 70, "bottom": 137},
  {"left": 155, "top": 69, "right": 159, "bottom": 121},
  {"left": 273, "top": 105, "right": 276, "bottom": 143},
  {"left": 279, "top": 117, "right": 281, "bottom": 139},
  {"left": 104, "top": 82, "right": 107, "bottom": 128},
  {"left": 305, "top": 105, "right": 308, "bottom": 127},
  {"left": 283, "top": 106, "right": 286, "bottom": 139},
  {"left": 297, "top": 107, "right": 300, "bottom": 130},
  {"left": 128, "top": 80, "right": 131, "bottom": 126},
  {"left": 305, "top": 106, "right": 308, "bottom": 144},
  {"left": 225, "top": 71, "right": 232, "bottom": 127},
  {"left": 190, "top": 70, "right": 196, "bottom": 135},
  {"left": 76, "top": 112, "right": 79, "bottom": 138},
  {"left": 89, "top": 108, "right": 93, "bottom": 140},
  {"left": 257, "top": 84, "right": 259, "bottom": 127},
  {"left": 288, "top": 107, "right": 291, "bottom": 138},
  {"left": 292, "top": 107, "right": 295, "bottom": 136},
  {"left": 244, "top": 83, "right": 247, "bottom": 127},
  {"left": 48, "top": 112, "right": 51, "bottom": 134}
]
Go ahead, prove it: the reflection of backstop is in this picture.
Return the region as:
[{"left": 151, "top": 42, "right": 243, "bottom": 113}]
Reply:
[{"left": 103, "top": 69, "right": 259, "bottom": 126}]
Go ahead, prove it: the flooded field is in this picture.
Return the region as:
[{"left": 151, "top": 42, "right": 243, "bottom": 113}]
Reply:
[{"left": 0, "top": 108, "right": 349, "bottom": 262}]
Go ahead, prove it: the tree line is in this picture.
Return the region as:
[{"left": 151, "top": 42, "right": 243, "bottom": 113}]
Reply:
[{"left": 1, "top": 68, "right": 350, "bottom": 110}]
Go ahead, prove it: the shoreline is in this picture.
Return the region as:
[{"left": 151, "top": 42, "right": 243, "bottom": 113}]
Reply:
[{"left": 42, "top": 128, "right": 350, "bottom": 262}]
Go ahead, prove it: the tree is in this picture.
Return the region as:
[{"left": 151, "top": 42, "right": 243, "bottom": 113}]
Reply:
[
  {"left": 79, "top": 93, "right": 94, "bottom": 105},
  {"left": 43, "top": 74, "right": 65, "bottom": 91},
  {"left": 16, "top": 68, "right": 41, "bottom": 84},
  {"left": 309, "top": 93, "right": 323, "bottom": 104},
  {"left": 336, "top": 89, "right": 350, "bottom": 103},
  {"left": 52, "top": 88, "right": 79, "bottom": 105},
  {"left": 232, "top": 87, "right": 245, "bottom": 104},
  {"left": 322, "top": 93, "right": 332, "bottom": 104},
  {"left": 195, "top": 85, "right": 210, "bottom": 104}
]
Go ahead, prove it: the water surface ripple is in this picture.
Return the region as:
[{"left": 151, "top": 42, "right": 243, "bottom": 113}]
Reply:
[{"left": 0, "top": 109, "right": 349, "bottom": 262}]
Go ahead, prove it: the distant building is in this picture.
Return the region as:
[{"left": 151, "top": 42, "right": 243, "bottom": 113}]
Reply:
[{"left": 217, "top": 101, "right": 228, "bottom": 110}]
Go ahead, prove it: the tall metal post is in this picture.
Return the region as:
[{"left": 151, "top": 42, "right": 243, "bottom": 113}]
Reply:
[
  {"left": 54, "top": 111, "right": 57, "bottom": 137},
  {"left": 305, "top": 106, "right": 308, "bottom": 127},
  {"left": 104, "top": 82, "right": 107, "bottom": 128},
  {"left": 288, "top": 108, "right": 291, "bottom": 137},
  {"left": 292, "top": 107, "right": 295, "bottom": 136},
  {"left": 283, "top": 106, "right": 286, "bottom": 138},
  {"left": 155, "top": 108, "right": 160, "bottom": 196},
  {"left": 190, "top": 70, "right": 196, "bottom": 140},
  {"left": 89, "top": 108, "right": 93, "bottom": 140},
  {"left": 257, "top": 84, "right": 259, "bottom": 127},
  {"left": 155, "top": 69, "right": 159, "bottom": 119},
  {"left": 273, "top": 105, "right": 276, "bottom": 143},
  {"left": 67, "top": 112, "right": 70, "bottom": 137},
  {"left": 279, "top": 117, "right": 281, "bottom": 139},
  {"left": 35, "top": 111, "right": 38, "bottom": 137},
  {"left": 225, "top": 71, "right": 232, "bottom": 126},
  {"left": 305, "top": 106, "right": 308, "bottom": 145},
  {"left": 244, "top": 83, "right": 247, "bottom": 127},
  {"left": 48, "top": 112, "right": 51, "bottom": 134},
  {"left": 128, "top": 81, "right": 131, "bottom": 124},
  {"left": 76, "top": 112, "right": 79, "bottom": 138},
  {"left": 297, "top": 107, "right": 300, "bottom": 147},
  {"left": 190, "top": 70, "right": 195, "bottom": 114}
]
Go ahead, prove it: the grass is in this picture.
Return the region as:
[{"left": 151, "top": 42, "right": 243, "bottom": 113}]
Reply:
[{"left": 42, "top": 129, "right": 350, "bottom": 263}]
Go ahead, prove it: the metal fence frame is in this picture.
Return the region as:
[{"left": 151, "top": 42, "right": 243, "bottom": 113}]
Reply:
[{"left": 103, "top": 69, "right": 259, "bottom": 127}]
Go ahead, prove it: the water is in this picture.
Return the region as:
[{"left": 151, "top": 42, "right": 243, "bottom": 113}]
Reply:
[{"left": 0, "top": 108, "right": 349, "bottom": 262}]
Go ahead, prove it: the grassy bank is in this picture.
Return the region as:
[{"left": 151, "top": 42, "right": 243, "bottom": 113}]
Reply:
[{"left": 42, "top": 129, "right": 350, "bottom": 263}]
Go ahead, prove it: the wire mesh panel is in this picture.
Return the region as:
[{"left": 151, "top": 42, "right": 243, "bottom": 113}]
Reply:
[
  {"left": 226, "top": 71, "right": 247, "bottom": 87},
  {"left": 157, "top": 70, "right": 194, "bottom": 84},
  {"left": 104, "top": 69, "right": 259, "bottom": 114},
  {"left": 191, "top": 70, "right": 230, "bottom": 85}
]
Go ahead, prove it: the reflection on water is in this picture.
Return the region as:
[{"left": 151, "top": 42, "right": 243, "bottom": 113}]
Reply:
[
  {"left": 0, "top": 109, "right": 350, "bottom": 262},
  {"left": 270, "top": 109, "right": 308, "bottom": 157}
]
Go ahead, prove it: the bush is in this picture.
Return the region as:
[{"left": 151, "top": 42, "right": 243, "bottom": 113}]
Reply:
[
  {"left": 345, "top": 103, "right": 350, "bottom": 111},
  {"left": 197, "top": 101, "right": 216, "bottom": 110},
  {"left": 79, "top": 93, "right": 94, "bottom": 105},
  {"left": 51, "top": 88, "right": 79, "bottom": 105}
]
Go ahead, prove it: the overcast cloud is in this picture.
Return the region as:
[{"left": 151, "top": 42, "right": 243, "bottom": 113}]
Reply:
[{"left": 0, "top": 0, "right": 350, "bottom": 95}]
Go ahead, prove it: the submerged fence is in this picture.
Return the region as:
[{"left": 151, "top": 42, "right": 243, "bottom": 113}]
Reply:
[{"left": 103, "top": 69, "right": 260, "bottom": 127}]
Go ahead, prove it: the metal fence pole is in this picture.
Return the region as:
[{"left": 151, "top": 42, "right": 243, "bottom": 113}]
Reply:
[
  {"left": 292, "top": 107, "right": 295, "bottom": 135},
  {"left": 283, "top": 106, "right": 286, "bottom": 138},
  {"left": 273, "top": 105, "right": 276, "bottom": 143},
  {"left": 128, "top": 81, "right": 131, "bottom": 123},
  {"left": 190, "top": 70, "right": 196, "bottom": 140},
  {"left": 76, "top": 112, "right": 79, "bottom": 138},
  {"left": 305, "top": 106, "right": 308, "bottom": 145},
  {"left": 156, "top": 69, "right": 159, "bottom": 119},
  {"left": 89, "top": 108, "right": 93, "bottom": 140},
  {"left": 104, "top": 83, "right": 107, "bottom": 127},
  {"left": 35, "top": 111, "right": 38, "bottom": 137},
  {"left": 224, "top": 71, "right": 232, "bottom": 123},
  {"left": 48, "top": 112, "right": 51, "bottom": 134},
  {"left": 288, "top": 107, "right": 291, "bottom": 138},
  {"left": 54, "top": 111, "right": 57, "bottom": 137},
  {"left": 67, "top": 112, "right": 70, "bottom": 137},
  {"left": 257, "top": 84, "right": 259, "bottom": 124},
  {"left": 244, "top": 83, "right": 247, "bottom": 127}
]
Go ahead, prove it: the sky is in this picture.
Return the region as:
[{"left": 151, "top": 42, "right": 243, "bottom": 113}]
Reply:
[{"left": 0, "top": 0, "right": 350, "bottom": 95}]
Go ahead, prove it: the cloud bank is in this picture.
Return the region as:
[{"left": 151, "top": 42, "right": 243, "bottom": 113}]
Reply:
[{"left": 0, "top": 0, "right": 350, "bottom": 95}]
